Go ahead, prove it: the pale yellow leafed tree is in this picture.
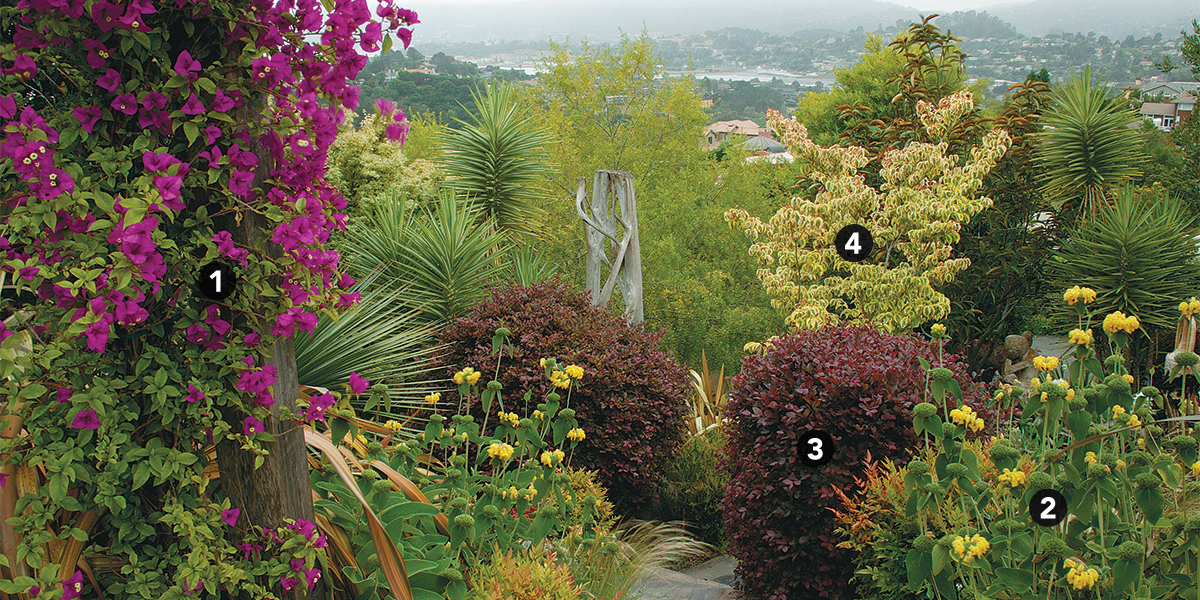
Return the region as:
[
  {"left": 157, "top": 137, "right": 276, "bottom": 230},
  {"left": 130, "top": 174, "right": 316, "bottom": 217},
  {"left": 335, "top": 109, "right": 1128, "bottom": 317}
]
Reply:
[{"left": 725, "top": 90, "right": 1012, "bottom": 333}]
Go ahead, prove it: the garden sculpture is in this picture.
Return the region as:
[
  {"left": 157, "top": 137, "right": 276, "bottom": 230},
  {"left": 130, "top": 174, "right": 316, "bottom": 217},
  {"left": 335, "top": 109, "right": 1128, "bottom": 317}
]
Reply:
[{"left": 575, "top": 170, "right": 644, "bottom": 325}]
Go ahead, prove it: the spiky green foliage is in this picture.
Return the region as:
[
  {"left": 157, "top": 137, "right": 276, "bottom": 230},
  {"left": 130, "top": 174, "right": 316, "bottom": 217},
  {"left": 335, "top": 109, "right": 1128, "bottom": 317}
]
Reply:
[
  {"left": 1048, "top": 186, "right": 1200, "bottom": 375},
  {"left": 443, "top": 80, "right": 553, "bottom": 238},
  {"left": 341, "top": 190, "right": 508, "bottom": 324},
  {"left": 293, "top": 272, "right": 443, "bottom": 425},
  {"left": 1035, "top": 68, "right": 1147, "bottom": 226}
]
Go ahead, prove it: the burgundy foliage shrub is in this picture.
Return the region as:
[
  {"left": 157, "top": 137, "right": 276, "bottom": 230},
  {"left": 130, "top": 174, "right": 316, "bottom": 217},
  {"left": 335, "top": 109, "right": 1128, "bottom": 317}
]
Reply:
[
  {"left": 436, "top": 278, "right": 691, "bottom": 514},
  {"left": 720, "top": 325, "right": 992, "bottom": 600}
]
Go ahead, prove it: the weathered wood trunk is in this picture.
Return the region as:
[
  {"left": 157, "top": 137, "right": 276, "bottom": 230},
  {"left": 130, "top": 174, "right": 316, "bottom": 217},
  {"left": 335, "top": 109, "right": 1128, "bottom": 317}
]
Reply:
[
  {"left": 575, "top": 170, "right": 644, "bottom": 325},
  {"left": 213, "top": 107, "right": 325, "bottom": 599}
]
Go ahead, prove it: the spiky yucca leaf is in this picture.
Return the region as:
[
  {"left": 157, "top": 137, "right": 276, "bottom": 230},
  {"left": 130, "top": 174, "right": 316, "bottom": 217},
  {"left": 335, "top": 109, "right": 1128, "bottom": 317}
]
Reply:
[
  {"left": 443, "top": 79, "right": 553, "bottom": 239},
  {"left": 1035, "top": 67, "right": 1147, "bottom": 226},
  {"left": 342, "top": 191, "right": 508, "bottom": 324},
  {"left": 1048, "top": 185, "right": 1200, "bottom": 336},
  {"left": 293, "top": 271, "right": 444, "bottom": 424}
]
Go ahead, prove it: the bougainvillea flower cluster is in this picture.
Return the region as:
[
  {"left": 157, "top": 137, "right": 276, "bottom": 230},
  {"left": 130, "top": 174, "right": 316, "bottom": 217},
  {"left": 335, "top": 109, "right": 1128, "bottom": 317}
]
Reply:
[{"left": 0, "top": 0, "right": 416, "bottom": 595}]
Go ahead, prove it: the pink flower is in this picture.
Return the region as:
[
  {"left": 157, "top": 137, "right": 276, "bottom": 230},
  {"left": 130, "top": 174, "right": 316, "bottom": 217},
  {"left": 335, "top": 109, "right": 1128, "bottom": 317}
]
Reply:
[
  {"left": 111, "top": 94, "right": 137, "bottom": 115},
  {"left": 56, "top": 388, "right": 73, "bottom": 403},
  {"left": 397, "top": 7, "right": 419, "bottom": 24},
  {"left": 280, "top": 576, "right": 299, "bottom": 593},
  {"left": 72, "top": 106, "right": 102, "bottom": 134},
  {"left": 6, "top": 55, "right": 37, "bottom": 79},
  {"left": 184, "top": 580, "right": 202, "bottom": 593},
  {"left": 228, "top": 170, "right": 255, "bottom": 198},
  {"left": 70, "top": 409, "right": 99, "bottom": 430},
  {"left": 397, "top": 27, "right": 413, "bottom": 49},
  {"left": 244, "top": 332, "right": 261, "bottom": 347},
  {"left": 0, "top": 95, "right": 17, "bottom": 119},
  {"left": 154, "top": 175, "right": 184, "bottom": 210},
  {"left": 314, "top": 530, "right": 327, "bottom": 549},
  {"left": 141, "top": 91, "right": 168, "bottom": 112},
  {"left": 180, "top": 94, "right": 206, "bottom": 116},
  {"left": 0, "top": 473, "right": 9, "bottom": 489},
  {"left": 85, "top": 40, "right": 110, "bottom": 69},
  {"left": 304, "top": 568, "right": 321, "bottom": 591},
  {"left": 213, "top": 231, "right": 249, "bottom": 268},
  {"left": 209, "top": 88, "right": 236, "bottom": 113},
  {"left": 185, "top": 384, "right": 205, "bottom": 403},
  {"left": 238, "top": 542, "right": 263, "bottom": 559},
  {"left": 96, "top": 68, "right": 122, "bottom": 93},
  {"left": 243, "top": 416, "right": 264, "bottom": 436},
  {"left": 203, "top": 125, "right": 222, "bottom": 145},
  {"left": 61, "top": 571, "right": 84, "bottom": 600},
  {"left": 221, "top": 507, "right": 240, "bottom": 527},
  {"left": 142, "top": 151, "right": 180, "bottom": 173},
  {"left": 348, "top": 372, "right": 369, "bottom": 395},
  {"left": 291, "top": 559, "right": 305, "bottom": 571},
  {"left": 174, "top": 50, "right": 201, "bottom": 81},
  {"left": 385, "top": 121, "right": 409, "bottom": 144},
  {"left": 360, "top": 21, "right": 382, "bottom": 52}
]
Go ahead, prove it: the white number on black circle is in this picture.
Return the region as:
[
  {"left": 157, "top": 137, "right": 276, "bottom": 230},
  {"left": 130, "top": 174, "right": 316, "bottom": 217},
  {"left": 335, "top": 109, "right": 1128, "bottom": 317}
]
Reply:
[
  {"left": 845, "top": 231, "right": 861, "bottom": 255},
  {"left": 808, "top": 438, "right": 823, "bottom": 461},
  {"left": 209, "top": 269, "right": 222, "bottom": 293},
  {"left": 1040, "top": 497, "right": 1056, "bottom": 521}
]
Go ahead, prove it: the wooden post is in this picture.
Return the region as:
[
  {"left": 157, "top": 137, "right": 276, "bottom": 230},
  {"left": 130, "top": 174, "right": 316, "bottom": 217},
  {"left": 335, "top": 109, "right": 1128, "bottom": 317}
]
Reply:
[
  {"left": 213, "top": 108, "right": 325, "bottom": 599},
  {"left": 575, "top": 170, "right": 644, "bottom": 325}
]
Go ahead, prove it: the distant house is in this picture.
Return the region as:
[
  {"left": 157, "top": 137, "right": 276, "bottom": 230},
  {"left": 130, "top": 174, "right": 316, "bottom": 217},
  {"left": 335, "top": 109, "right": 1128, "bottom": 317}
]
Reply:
[
  {"left": 703, "top": 120, "right": 770, "bottom": 150},
  {"left": 1140, "top": 92, "right": 1195, "bottom": 131},
  {"left": 1136, "top": 80, "right": 1200, "bottom": 98}
]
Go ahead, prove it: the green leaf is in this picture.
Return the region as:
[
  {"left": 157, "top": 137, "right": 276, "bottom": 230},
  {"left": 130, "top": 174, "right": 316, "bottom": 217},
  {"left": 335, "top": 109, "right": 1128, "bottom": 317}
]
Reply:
[
  {"left": 184, "top": 121, "right": 199, "bottom": 145},
  {"left": 1085, "top": 357, "right": 1105, "bottom": 380},
  {"left": 995, "top": 567, "right": 1033, "bottom": 592},
  {"left": 481, "top": 388, "right": 495, "bottom": 415},
  {"left": 931, "top": 544, "right": 950, "bottom": 575},
  {"left": 330, "top": 417, "right": 350, "bottom": 446},
  {"left": 382, "top": 33, "right": 393, "bottom": 54},
  {"left": 527, "top": 511, "right": 557, "bottom": 545},
  {"left": 944, "top": 378, "right": 963, "bottom": 402},
  {"left": 1112, "top": 558, "right": 1142, "bottom": 594},
  {"left": 196, "top": 77, "right": 217, "bottom": 94},
  {"left": 380, "top": 501, "right": 441, "bottom": 523},
  {"left": 905, "top": 549, "right": 932, "bottom": 590},
  {"left": 1066, "top": 410, "right": 1092, "bottom": 440}
]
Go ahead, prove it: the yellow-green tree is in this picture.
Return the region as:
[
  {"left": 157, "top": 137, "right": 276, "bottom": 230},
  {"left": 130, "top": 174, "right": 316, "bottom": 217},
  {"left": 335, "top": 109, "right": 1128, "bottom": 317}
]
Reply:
[{"left": 725, "top": 91, "right": 1012, "bottom": 333}]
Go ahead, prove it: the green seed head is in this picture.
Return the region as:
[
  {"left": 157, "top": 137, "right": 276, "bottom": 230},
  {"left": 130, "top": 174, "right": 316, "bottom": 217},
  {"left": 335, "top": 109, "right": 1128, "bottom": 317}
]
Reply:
[
  {"left": 913, "top": 402, "right": 938, "bottom": 418},
  {"left": 1117, "top": 541, "right": 1145, "bottom": 561}
]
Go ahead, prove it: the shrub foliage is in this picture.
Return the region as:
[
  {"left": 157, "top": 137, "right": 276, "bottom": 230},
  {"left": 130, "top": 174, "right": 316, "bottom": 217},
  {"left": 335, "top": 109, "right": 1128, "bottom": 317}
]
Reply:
[
  {"left": 720, "top": 325, "right": 990, "bottom": 599},
  {"left": 435, "top": 279, "right": 691, "bottom": 514}
]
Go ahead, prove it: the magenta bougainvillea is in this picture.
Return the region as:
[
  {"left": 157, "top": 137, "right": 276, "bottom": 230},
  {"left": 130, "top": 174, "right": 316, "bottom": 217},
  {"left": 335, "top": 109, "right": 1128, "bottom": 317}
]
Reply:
[{"left": 0, "top": 0, "right": 415, "bottom": 596}]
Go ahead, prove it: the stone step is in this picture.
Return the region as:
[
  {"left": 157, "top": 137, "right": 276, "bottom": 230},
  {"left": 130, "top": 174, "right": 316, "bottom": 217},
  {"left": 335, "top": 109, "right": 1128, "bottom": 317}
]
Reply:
[{"left": 627, "top": 555, "right": 739, "bottom": 600}]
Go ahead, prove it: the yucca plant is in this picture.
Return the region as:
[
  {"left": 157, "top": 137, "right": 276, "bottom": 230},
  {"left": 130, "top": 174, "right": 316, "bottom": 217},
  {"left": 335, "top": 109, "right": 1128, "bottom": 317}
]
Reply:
[
  {"left": 1047, "top": 185, "right": 1200, "bottom": 376},
  {"left": 1035, "top": 67, "right": 1147, "bottom": 227},
  {"left": 504, "top": 241, "right": 559, "bottom": 287},
  {"left": 341, "top": 190, "right": 508, "bottom": 325},
  {"left": 293, "top": 271, "right": 445, "bottom": 427},
  {"left": 442, "top": 79, "right": 554, "bottom": 239}
]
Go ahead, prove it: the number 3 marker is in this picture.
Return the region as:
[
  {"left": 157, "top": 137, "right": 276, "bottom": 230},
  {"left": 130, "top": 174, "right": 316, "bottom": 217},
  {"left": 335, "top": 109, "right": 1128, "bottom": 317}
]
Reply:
[{"left": 799, "top": 430, "right": 835, "bottom": 467}]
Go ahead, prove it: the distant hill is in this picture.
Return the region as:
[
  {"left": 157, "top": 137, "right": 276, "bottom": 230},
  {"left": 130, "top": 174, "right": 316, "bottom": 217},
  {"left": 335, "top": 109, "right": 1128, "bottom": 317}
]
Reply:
[
  {"left": 930, "top": 11, "right": 1020, "bottom": 39},
  {"left": 987, "top": 0, "right": 1199, "bottom": 38},
  {"left": 412, "top": 0, "right": 1199, "bottom": 45},
  {"left": 416, "top": 0, "right": 926, "bottom": 43}
]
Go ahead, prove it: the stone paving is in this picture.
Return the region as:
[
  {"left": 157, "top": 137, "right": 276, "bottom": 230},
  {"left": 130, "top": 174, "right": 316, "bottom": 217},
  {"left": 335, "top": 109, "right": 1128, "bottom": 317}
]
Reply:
[{"left": 627, "top": 555, "right": 739, "bottom": 600}]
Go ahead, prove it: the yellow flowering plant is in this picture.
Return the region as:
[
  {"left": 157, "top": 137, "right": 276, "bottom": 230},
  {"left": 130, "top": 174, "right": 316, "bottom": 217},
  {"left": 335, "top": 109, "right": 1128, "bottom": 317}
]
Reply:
[
  {"left": 385, "top": 327, "right": 612, "bottom": 577},
  {"left": 887, "top": 288, "right": 1200, "bottom": 600}
]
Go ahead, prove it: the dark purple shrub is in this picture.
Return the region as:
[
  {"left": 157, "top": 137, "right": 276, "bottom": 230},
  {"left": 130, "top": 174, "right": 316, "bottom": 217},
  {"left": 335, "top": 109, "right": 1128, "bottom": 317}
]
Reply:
[
  {"left": 435, "top": 278, "right": 691, "bottom": 515},
  {"left": 720, "top": 325, "right": 992, "bottom": 600}
]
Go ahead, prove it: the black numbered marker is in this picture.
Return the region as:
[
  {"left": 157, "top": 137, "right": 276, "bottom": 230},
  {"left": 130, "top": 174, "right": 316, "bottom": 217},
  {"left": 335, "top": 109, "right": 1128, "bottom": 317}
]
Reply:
[
  {"left": 1029, "top": 489, "right": 1067, "bottom": 527},
  {"left": 198, "top": 262, "right": 236, "bottom": 301},
  {"left": 834, "top": 224, "right": 874, "bottom": 262},
  {"left": 799, "top": 430, "right": 835, "bottom": 467}
]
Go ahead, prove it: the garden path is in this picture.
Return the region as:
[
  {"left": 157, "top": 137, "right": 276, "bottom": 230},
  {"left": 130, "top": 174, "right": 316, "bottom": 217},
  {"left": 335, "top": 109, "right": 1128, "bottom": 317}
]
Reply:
[{"left": 629, "top": 555, "right": 738, "bottom": 600}]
